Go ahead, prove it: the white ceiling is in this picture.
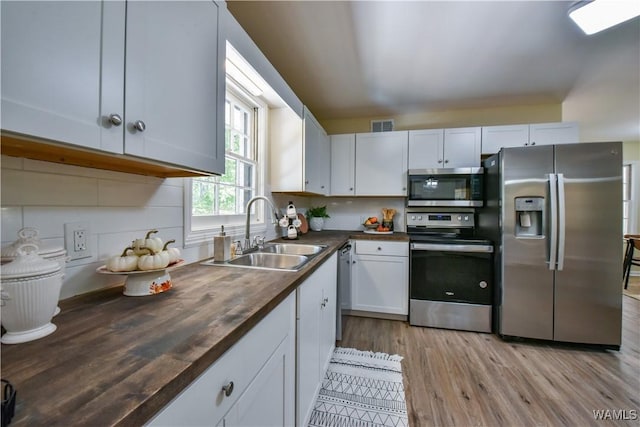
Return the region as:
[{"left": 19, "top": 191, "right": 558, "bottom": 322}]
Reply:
[{"left": 227, "top": 0, "right": 640, "bottom": 124}]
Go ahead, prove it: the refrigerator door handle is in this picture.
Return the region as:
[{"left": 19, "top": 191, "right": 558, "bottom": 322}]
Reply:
[
  {"left": 557, "top": 173, "right": 566, "bottom": 271},
  {"left": 548, "top": 173, "right": 558, "bottom": 270}
]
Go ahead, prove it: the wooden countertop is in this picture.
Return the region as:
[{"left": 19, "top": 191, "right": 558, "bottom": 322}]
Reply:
[{"left": 0, "top": 230, "right": 408, "bottom": 426}]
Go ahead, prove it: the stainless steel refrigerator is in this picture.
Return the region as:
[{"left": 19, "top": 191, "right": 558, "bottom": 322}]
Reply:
[{"left": 479, "top": 142, "right": 622, "bottom": 348}]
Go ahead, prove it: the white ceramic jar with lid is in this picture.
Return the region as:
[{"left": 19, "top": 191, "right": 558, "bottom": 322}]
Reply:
[
  {"left": 1, "top": 243, "right": 63, "bottom": 344},
  {"left": 1, "top": 227, "right": 68, "bottom": 275}
]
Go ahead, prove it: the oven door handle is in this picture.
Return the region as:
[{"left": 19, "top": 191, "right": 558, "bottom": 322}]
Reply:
[{"left": 410, "top": 243, "right": 494, "bottom": 253}]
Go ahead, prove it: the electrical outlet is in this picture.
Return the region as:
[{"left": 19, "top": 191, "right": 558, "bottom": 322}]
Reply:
[{"left": 64, "top": 222, "right": 91, "bottom": 261}]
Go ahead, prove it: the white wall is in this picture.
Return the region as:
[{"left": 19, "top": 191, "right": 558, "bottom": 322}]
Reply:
[{"left": 0, "top": 155, "right": 276, "bottom": 299}]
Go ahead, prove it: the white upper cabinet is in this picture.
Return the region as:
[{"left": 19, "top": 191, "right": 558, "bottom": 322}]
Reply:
[
  {"left": 303, "top": 108, "right": 330, "bottom": 195},
  {"left": 482, "top": 122, "right": 579, "bottom": 154},
  {"left": 481, "top": 124, "right": 529, "bottom": 155},
  {"left": 442, "top": 127, "right": 482, "bottom": 168},
  {"left": 123, "top": 1, "right": 224, "bottom": 174},
  {"left": 355, "top": 131, "right": 408, "bottom": 196},
  {"left": 330, "top": 134, "right": 356, "bottom": 196},
  {"left": 529, "top": 122, "right": 579, "bottom": 146},
  {"left": 1, "top": 0, "right": 224, "bottom": 175},
  {"left": 1, "top": 1, "right": 123, "bottom": 153},
  {"left": 270, "top": 106, "right": 330, "bottom": 195},
  {"left": 408, "top": 129, "right": 444, "bottom": 169},
  {"left": 409, "top": 127, "right": 481, "bottom": 169}
]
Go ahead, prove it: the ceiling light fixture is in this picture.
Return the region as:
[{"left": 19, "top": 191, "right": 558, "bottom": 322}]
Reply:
[{"left": 569, "top": 0, "right": 640, "bottom": 35}]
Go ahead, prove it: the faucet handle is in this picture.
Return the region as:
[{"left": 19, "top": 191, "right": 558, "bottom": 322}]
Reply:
[
  {"left": 233, "top": 240, "right": 243, "bottom": 255},
  {"left": 254, "top": 235, "right": 265, "bottom": 248}
]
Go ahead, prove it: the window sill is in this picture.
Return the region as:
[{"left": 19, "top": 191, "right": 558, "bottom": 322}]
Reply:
[{"left": 184, "top": 223, "right": 268, "bottom": 248}]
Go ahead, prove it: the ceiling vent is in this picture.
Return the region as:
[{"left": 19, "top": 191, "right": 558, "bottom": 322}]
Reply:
[{"left": 371, "top": 119, "right": 394, "bottom": 133}]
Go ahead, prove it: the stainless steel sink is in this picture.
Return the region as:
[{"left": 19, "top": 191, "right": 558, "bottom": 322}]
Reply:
[
  {"left": 200, "top": 242, "right": 327, "bottom": 271},
  {"left": 261, "top": 243, "right": 326, "bottom": 256},
  {"left": 202, "top": 252, "right": 309, "bottom": 271}
]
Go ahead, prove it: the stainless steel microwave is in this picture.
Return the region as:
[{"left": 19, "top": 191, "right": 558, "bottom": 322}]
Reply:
[{"left": 407, "top": 168, "right": 484, "bottom": 207}]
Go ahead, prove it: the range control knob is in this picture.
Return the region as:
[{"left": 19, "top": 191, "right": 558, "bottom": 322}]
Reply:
[
  {"left": 464, "top": 215, "right": 470, "bottom": 221},
  {"left": 457, "top": 215, "right": 462, "bottom": 221},
  {"left": 418, "top": 215, "right": 423, "bottom": 220},
  {"left": 411, "top": 215, "right": 416, "bottom": 220},
  {"left": 479, "top": 281, "right": 488, "bottom": 289}
]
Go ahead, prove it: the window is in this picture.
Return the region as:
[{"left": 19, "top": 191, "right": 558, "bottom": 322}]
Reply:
[
  {"left": 192, "top": 89, "right": 257, "bottom": 222},
  {"left": 623, "top": 163, "right": 633, "bottom": 234},
  {"left": 185, "top": 80, "right": 266, "bottom": 246}
]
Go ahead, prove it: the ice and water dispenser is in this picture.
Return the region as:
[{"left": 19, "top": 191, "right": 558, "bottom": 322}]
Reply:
[{"left": 515, "top": 197, "right": 544, "bottom": 237}]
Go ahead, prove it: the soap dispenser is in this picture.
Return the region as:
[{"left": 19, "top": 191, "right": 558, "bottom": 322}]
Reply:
[{"left": 213, "top": 225, "right": 231, "bottom": 261}]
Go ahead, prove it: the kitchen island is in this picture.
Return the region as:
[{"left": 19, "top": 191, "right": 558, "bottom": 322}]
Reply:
[{"left": 0, "top": 230, "right": 408, "bottom": 426}]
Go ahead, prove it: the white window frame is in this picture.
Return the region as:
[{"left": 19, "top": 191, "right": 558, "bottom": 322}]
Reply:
[
  {"left": 623, "top": 161, "right": 639, "bottom": 235},
  {"left": 183, "top": 80, "right": 268, "bottom": 247}
]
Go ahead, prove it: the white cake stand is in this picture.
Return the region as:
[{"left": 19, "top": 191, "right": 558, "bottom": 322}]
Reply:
[{"left": 96, "top": 260, "right": 184, "bottom": 297}]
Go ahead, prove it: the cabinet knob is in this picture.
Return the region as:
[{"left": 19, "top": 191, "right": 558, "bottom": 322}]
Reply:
[
  {"left": 324, "top": 297, "right": 329, "bottom": 303},
  {"left": 133, "top": 120, "right": 146, "bottom": 132},
  {"left": 377, "top": 247, "right": 382, "bottom": 251},
  {"left": 321, "top": 185, "right": 325, "bottom": 189},
  {"left": 109, "top": 114, "right": 122, "bottom": 126},
  {"left": 222, "top": 381, "right": 234, "bottom": 397},
  {"left": 305, "top": 180, "right": 309, "bottom": 185},
  {"left": 349, "top": 187, "right": 353, "bottom": 191},
  {"left": 437, "top": 159, "right": 443, "bottom": 163},
  {"left": 352, "top": 260, "right": 356, "bottom": 264},
  {"left": 524, "top": 142, "right": 529, "bottom": 146},
  {"left": 531, "top": 141, "right": 536, "bottom": 146},
  {"left": 444, "top": 159, "right": 449, "bottom": 164}
]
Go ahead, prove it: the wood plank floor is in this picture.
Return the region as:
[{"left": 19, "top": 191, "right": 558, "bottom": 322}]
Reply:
[{"left": 339, "top": 280, "right": 640, "bottom": 427}]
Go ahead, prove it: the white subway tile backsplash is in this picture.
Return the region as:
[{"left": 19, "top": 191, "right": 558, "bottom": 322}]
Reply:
[
  {"left": 23, "top": 157, "right": 158, "bottom": 184},
  {"left": 61, "top": 262, "right": 124, "bottom": 300},
  {"left": 2, "top": 169, "right": 98, "bottom": 206},
  {"left": 1, "top": 206, "right": 23, "bottom": 243},
  {"left": 1, "top": 155, "right": 24, "bottom": 170},
  {"left": 98, "top": 180, "right": 183, "bottom": 207}
]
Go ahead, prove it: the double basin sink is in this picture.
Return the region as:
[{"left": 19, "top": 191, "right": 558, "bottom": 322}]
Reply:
[{"left": 201, "top": 243, "right": 327, "bottom": 271}]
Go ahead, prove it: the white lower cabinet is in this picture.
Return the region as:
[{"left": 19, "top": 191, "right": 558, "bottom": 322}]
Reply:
[
  {"left": 352, "top": 241, "right": 409, "bottom": 316},
  {"left": 297, "top": 253, "right": 338, "bottom": 427},
  {"left": 147, "top": 292, "right": 296, "bottom": 427}
]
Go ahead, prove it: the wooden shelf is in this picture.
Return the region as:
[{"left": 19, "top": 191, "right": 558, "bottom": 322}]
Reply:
[{"left": 1, "top": 133, "right": 214, "bottom": 178}]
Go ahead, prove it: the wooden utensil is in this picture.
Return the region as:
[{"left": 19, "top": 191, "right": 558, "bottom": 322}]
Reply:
[{"left": 297, "top": 213, "right": 309, "bottom": 234}]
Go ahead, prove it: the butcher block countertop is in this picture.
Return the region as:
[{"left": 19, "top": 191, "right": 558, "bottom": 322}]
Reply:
[{"left": 0, "top": 230, "right": 408, "bottom": 426}]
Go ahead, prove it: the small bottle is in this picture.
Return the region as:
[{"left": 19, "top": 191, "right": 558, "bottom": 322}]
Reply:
[{"left": 213, "top": 225, "right": 231, "bottom": 261}]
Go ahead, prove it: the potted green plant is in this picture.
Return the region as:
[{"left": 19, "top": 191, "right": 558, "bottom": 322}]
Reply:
[{"left": 306, "top": 205, "right": 330, "bottom": 231}]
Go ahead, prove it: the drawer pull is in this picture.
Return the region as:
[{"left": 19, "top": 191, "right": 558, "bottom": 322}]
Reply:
[
  {"left": 445, "top": 291, "right": 454, "bottom": 296},
  {"left": 222, "top": 381, "right": 234, "bottom": 397}
]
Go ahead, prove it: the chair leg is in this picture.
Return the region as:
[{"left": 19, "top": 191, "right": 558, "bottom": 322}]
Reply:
[{"left": 623, "top": 240, "right": 633, "bottom": 289}]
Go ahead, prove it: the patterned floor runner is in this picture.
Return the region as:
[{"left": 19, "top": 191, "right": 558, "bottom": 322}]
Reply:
[{"left": 309, "top": 347, "right": 408, "bottom": 427}]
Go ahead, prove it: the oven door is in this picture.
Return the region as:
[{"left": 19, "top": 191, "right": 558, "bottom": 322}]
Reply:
[{"left": 410, "top": 242, "right": 493, "bottom": 305}]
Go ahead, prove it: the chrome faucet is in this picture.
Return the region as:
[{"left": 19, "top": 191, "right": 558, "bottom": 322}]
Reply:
[{"left": 243, "top": 196, "right": 279, "bottom": 252}]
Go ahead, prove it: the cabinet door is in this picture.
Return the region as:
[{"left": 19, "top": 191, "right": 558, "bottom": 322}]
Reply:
[
  {"left": 481, "top": 124, "right": 529, "bottom": 154},
  {"left": 408, "top": 129, "right": 444, "bottom": 169},
  {"left": 352, "top": 254, "right": 409, "bottom": 315},
  {"left": 319, "top": 259, "right": 338, "bottom": 377},
  {"left": 355, "top": 131, "right": 408, "bottom": 196},
  {"left": 330, "top": 134, "right": 356, "bottom": 196},
  {"left": 443, "top": 127, "right": 482, "bottom": 168},
  {"left": 296, "top": 269, "right": 322, "bottom": 427},
  {"left": 296, "top": 253, "right": 337, "bottom": 427},
  {"left": 1, "top": 1, "right": 124, "bottom": 153},
  {"left": 124, "top": 1, "right": 224, "bottom": 174},
  {"left": 303, "top": 109, "right": 330, "bottom": 195},
  {"left": 529, "top": 122, "right": 579, "bottom": 146},
  {"left": 222, "top": 337, "right": 294, "bottom": 427}
]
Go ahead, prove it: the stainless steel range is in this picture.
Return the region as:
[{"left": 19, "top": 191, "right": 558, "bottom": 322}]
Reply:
[{"left": 407, "top": 209, "right": 494, "bottom": 333}]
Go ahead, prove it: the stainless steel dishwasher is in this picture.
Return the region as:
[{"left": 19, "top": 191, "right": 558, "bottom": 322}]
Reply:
[{"left": 336, "top": 242, "right": 352, "bottom": 341}]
